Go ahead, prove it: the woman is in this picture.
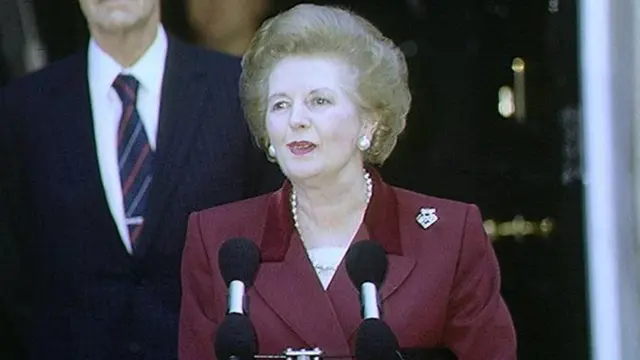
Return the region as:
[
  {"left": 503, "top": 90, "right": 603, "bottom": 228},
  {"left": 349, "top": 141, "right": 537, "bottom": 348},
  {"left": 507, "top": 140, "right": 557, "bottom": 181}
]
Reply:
[{"left": 179, "top": 4, "right": 516, "bottom": 360}]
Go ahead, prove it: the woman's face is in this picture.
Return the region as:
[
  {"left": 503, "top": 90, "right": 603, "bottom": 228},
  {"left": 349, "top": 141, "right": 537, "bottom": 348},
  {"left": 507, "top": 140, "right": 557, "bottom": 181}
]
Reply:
[{"left": 265, "top": 56, "right": 372, "bottom": 182}]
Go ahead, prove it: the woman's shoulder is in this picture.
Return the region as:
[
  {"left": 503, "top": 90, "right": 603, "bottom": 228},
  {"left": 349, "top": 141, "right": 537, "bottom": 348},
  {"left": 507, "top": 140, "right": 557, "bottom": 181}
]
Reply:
[
  {"left": 186, "top": 192, "right": 278, "bottom": 248},
  {"left": 192, "top": 192, "right": 275, "bottom": 220},
  {"left": 389, "top": 186, "right": 489, "bottom": 259},
  {"left": 389, "top": 185, "right": 486, "bottom": 238},
  {"left": 391, "top": 186, "right": 477, "bottom": 216}
]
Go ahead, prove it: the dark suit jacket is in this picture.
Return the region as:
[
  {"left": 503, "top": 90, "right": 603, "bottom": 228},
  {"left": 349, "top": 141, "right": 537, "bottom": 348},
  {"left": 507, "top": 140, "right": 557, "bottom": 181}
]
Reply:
[
  {"left": 0, "top": 36, "right": 282, "bottom": 360},
  {"left": 179, "top": 169, "right": 516, "bottom": 360},
  {"left": 0, "top": 176, "right": 27, "bottom": 359}
]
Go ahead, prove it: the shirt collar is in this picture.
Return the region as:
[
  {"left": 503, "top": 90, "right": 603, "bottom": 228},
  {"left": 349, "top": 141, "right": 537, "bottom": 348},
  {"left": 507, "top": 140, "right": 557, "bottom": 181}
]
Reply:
[{"left": 88, "top": 25, "right": 168, "bottom": 98}]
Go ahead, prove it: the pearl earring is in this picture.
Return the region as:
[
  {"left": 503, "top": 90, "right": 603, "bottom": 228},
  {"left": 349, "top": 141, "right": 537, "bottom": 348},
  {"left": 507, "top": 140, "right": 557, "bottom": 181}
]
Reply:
[
  {"left": 267, "top": 144, "right": 276, "bottom": 158},
  {"left": 357, "top": 135, "right": 371, "bottom": 151}
]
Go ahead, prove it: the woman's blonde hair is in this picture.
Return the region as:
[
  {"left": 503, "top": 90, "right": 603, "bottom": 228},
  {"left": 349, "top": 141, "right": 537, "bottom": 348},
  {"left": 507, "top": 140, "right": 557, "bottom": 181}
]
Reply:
[{"left": 240, "top": 3, "right": 411, "bottom": 164}]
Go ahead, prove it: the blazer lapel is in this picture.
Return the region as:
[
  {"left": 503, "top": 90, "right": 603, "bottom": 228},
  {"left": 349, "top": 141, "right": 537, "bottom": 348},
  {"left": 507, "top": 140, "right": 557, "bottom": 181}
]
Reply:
[
  {"left": 359, "top": 168, "right": 417, "bottom": 305},
  {"left": 254, "top": 185, "right": 352, "bottom": 356},
  {"left": 380, "top": 255, "right": 416, "bottom": 300},
  {"left": 327, "top": 240, "right": 416, "bottom": 344},
  {"left": 329, "top": 168, "right": 417, "bottom": 342},
  {"left": 328, "top": 255, "right": 416, "bottom": 344},
  {"left": 136, "top": 38, "right": 208, "bottom": 255},
  {"left": 325, "top": 261, "right": 361, "bottom": 345},
  {"left": 254, "top": 234, "right": 352, "bottom": 356},
  {"left": 254, "top": 173, "right": 417, "bottom": 354},
  {"left": 48, "top": 52, "right": 128, "bottom": 257}
]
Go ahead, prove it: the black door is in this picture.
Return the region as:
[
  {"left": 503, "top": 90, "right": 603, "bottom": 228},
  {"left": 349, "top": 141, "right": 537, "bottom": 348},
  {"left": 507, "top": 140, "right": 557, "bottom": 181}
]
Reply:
[{"left": 323, "top": 0, "right": 589, "bottom": 358}]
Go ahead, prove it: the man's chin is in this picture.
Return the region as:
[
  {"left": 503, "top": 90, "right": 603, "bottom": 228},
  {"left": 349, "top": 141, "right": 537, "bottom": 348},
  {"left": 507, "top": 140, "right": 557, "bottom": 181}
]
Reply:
[
  {"left": 94, "top": 10, "right": 142, "bottom": 29},
  {"left": 95, "top": 18, "right": 142, "bottom": 33}
]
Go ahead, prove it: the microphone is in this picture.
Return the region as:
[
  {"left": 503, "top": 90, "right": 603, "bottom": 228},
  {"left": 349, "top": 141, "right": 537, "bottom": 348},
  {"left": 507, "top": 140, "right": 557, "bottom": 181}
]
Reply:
[
  {"left": 345, "top": 240, "right": 388, "bottom": 319},
  {"left": 214, "top": 313, "right": 258, "bottom": 360},
  {"left": 218, "top": 237, "right": 261, "bottom": 314},
  {"left": 355, "top": 318, "right": 400, "bottom": 360},
  {"left": 215, "top": 238, "right": 261, "bottom": 360},
  {"left": 347, "top": 241, "right": 400, "bottom": 360}
]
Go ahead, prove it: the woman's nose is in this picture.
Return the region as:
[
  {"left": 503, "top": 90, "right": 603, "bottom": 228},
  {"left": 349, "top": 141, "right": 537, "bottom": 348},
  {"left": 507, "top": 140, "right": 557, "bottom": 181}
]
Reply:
[{"left": 288, "top": 104, "right": 311, "bottom": 129}]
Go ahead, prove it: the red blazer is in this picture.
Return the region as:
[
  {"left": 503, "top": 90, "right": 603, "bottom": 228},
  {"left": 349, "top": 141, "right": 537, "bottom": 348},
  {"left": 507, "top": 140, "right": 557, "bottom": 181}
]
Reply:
[{"left": 179, "top": 170, "right": 516, "bottom": 360}]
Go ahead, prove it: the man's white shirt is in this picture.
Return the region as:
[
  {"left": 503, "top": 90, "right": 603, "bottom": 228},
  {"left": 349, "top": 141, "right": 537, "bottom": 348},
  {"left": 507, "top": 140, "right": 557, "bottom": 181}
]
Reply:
[{"left": 88, "top": 26, "right": 167, "bottom": 253}]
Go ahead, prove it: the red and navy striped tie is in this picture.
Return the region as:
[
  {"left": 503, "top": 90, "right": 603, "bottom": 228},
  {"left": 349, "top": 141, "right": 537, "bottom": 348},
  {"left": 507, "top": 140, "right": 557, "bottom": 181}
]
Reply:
[{"left": 112, "top": 74, "right": 154, "bottom": 251}]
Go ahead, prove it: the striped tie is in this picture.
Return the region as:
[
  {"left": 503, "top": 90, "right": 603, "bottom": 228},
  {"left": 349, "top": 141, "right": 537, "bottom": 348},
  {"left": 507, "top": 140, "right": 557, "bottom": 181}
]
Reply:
[{"left": 112, "top": 74, "right": 154, "bottom": 251}]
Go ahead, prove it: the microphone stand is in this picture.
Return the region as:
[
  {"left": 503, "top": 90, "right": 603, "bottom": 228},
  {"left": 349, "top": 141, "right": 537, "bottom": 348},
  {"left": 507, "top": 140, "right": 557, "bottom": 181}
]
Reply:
[
  {"left": 253, "top": 348, "right": 323, "bottom": 360},
  {"left": 252, "top": 348, "right": 354, "bottom": 360},
  {"left": 282, "top": 348, "right": 323, "bottom": 360}
]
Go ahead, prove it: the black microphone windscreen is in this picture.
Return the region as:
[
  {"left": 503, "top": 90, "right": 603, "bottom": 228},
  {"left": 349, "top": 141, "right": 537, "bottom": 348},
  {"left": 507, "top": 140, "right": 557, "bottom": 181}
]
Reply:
[
  {"left": 345, "top": 240, "right": 388, "bottom": 288},
  {"left": 218, "top": 237, "right": 261, "bottom": 288},
  {"left": 214, "top": 313, "right": 258, "bottom": 360},
  {"left": 355, "top": 318, "right": 400, "bottom": 360}
]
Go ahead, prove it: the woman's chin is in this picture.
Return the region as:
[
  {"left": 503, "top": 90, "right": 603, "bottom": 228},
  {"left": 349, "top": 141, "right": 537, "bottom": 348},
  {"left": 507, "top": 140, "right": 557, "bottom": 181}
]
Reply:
[{"left": 281, "top": 162, "right": 325, "bottom": 182}]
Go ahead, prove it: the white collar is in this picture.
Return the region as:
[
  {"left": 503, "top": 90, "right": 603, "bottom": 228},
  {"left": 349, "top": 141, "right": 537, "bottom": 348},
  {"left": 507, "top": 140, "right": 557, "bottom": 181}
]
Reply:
[{"left": 88, "top": 25, "right": 168, "bottom": 97}]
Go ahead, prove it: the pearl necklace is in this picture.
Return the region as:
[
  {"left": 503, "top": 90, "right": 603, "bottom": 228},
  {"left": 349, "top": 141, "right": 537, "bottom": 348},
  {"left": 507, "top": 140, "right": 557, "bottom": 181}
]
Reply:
[
  {"left": 292, "top": 171, "right": 373, "bottom": 275},
  {"left": 290, "top": 170, "right": 373, "bottom": 241}
]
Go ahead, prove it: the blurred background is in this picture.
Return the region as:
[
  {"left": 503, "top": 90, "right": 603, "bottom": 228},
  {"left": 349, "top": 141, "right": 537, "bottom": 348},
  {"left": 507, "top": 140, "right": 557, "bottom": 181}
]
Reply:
[{"left": 2, "top": 0, "right": 639, "bottom": 359}]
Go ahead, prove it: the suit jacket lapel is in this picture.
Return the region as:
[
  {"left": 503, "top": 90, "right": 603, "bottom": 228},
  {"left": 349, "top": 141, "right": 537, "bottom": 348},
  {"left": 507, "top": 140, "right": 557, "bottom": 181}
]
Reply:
[
  {"left": 361, "top": 168, "right": 417, "bottom": 302},
  {"left": 48, "top": 52, "right": 128, "bottom": 257},
  {"left": 136, "top": 37, "right": 208, "bottom": 255},
  {"left": 255, "top": 171, "right": 416, "bottom": 353},
  {"left": 361, "top": 169, "right": 417, "bottom": 340},
  {"left": 254, "top": 234, "right": 353, "bottom": 356},
  {"left": 255, "top": 184, "right": 351, "bottom": 355},
  {"left": 327, "top": 236, "right": 416, "bottom": 344},
  {"left": 325, "top": 260, "right": 361, "bottom": 346}
]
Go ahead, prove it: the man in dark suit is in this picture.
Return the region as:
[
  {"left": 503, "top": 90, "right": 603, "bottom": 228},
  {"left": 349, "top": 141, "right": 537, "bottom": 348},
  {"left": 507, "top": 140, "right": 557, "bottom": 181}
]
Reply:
[
  {"left": 0, "top": 180, "right": 26, "bottom": 359},
  {"left": 0, "top": 0, "right": 282, "bottom": 359}
]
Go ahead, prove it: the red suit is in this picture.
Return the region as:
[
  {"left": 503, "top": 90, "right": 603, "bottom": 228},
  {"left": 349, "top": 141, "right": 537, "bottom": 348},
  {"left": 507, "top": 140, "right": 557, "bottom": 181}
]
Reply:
[{"left": 179, "top": 170, "right": 517, "bottom": 360}]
